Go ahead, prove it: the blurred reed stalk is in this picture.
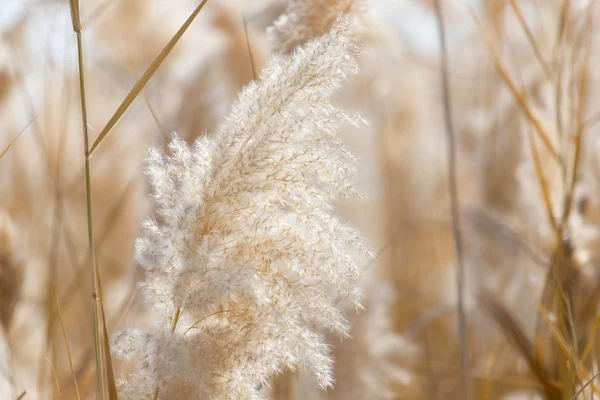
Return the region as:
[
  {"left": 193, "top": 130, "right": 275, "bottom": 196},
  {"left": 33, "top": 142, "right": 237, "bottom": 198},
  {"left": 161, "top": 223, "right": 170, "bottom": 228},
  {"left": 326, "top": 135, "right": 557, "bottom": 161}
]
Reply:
[{"left": 433, "top": 0, "right": 469, "bottom": 398}]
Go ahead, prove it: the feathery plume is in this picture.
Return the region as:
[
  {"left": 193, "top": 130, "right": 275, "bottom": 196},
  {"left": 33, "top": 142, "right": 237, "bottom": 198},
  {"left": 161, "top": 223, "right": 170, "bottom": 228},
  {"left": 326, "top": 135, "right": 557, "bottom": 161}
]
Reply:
[
  {"left": 267, "top": 0, "right": 358, "bottom": 54},
  {"left": 113, "top": 15, "right": 371, "bottom": 400}
]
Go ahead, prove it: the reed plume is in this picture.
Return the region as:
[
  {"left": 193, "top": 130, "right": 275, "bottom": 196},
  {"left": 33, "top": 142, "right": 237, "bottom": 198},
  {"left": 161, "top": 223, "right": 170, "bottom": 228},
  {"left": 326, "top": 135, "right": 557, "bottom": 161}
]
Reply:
[{"left": 113, "top": 15, "right": 371, "bottom": 400}]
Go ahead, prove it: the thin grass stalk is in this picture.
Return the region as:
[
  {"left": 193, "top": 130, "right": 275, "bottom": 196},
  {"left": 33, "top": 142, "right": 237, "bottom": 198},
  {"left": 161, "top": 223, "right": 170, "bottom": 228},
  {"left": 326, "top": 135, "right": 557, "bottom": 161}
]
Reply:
[
  {"left": 555, "top": 0, "right": 572, "bottom": 61},
  {"left": 581, "top": 316, "right": 600, "bottom": 363},
  {"left": 572, "top": 371, "right": 600, "bottom": 399},
  {"left": 507, "top": 0, "right": 553, "bottom": 80},
  {"left": 433, "top": 1, "right": 469, "bottom": 399},
  {"left": 56, "top": 295, "right": 82, "bottom": 400},
  {"left": 553, "top": 0, "right": 572, "bottom": 170},
  {"left": 44, "top": 134, "right": 66, "bottom": 399},
  {"left": 141, "top": 89, "right": 168, "bottom": 142},
  {"left": 6, "top": 45, "right": 51, "bottom": 164},
  {"left": 96, "top": 271, "right": 119, "bottom": 399},
  {"left": 242, "top": 15, "right": 257, "bottom": 81},
  {"left": 48, "top": 358, "right": 63, "bottom": 400},
  {"left": 68, "top": 0, "right": 104, "bottom": 397},
  {"left": 79, "top": 30, "right": 105, "bottom": 400},
  {"left": 528, "top": 130, "right": 559, "bottom": 233},
  {"left": 0, "top": 114, "right": 37, "bottom": 161},
  {"left": 126, "top": 58, "right": 169, "bottom": 142},
  {"left": 44, "top": 64, "right": 75, "bottom": 397}
]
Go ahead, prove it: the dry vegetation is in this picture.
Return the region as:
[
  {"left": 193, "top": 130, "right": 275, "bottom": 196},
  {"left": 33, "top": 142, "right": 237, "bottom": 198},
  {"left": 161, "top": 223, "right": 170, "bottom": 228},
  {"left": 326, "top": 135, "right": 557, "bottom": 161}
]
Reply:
[{"left": 2, "top": 0, "right": 600, "bottom": 399}]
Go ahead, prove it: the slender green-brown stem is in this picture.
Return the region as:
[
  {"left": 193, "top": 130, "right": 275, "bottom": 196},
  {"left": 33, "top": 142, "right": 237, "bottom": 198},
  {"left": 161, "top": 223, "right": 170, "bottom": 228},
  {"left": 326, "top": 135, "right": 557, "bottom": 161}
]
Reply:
[
  {"left": 69, "top": 0, "right": 104, "bottom": 397},
  {"left": 79, "top": 37, "right": 104, "bottom": 399}
]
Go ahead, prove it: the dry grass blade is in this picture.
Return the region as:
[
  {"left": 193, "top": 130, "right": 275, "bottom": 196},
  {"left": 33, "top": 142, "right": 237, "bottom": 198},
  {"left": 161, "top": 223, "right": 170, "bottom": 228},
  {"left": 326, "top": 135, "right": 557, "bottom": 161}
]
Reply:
[
  {"left": 468, "top": 5, "right": 562, "bottom": 164},
  {"left": 56, "top": 295, "right": 81, "bottom": 400},
  {"left": 0, "top": 115, "right": 38, "bottom": 161},
  {"left": 89, "top": 0, "right": 210, "bottom": 155},
  {"left": 479, "top": 291, "right": 561, "bottom": 400},
  {"left": 507, "top": 0, "right": 553, "bottom": 79},
  {"left": 580, "top": 314, "right": 600, "bottom": 363},
  {"left": 528, "top": 130, "right": 559, "bottom": 233},
  {"left": 15, "top": 391, "right": 26, "bottom": 400}
]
